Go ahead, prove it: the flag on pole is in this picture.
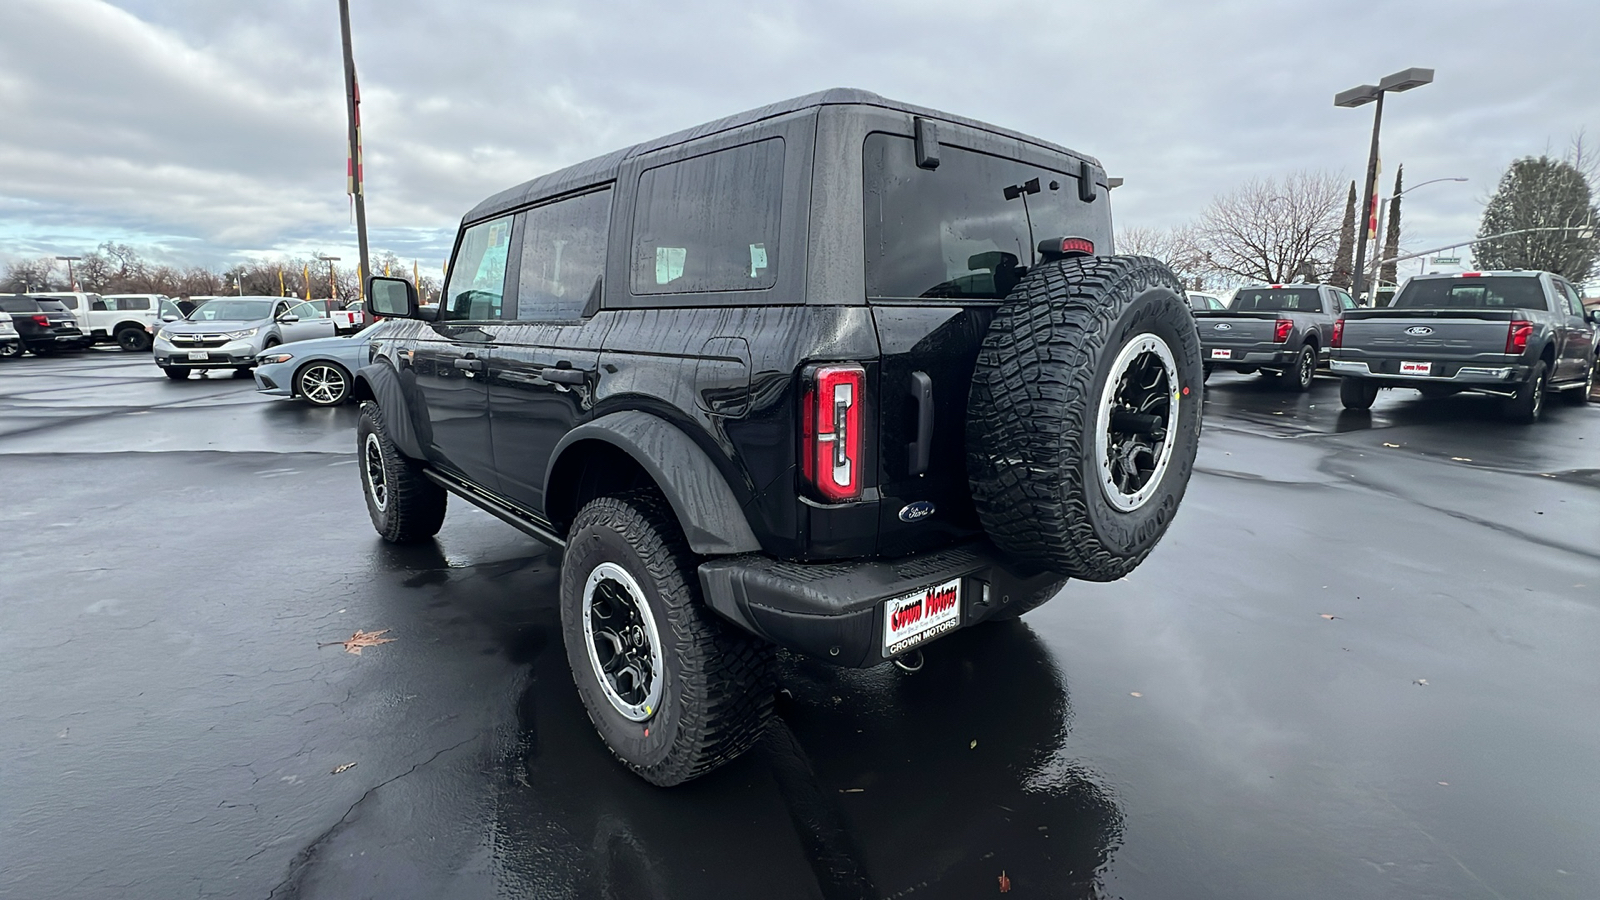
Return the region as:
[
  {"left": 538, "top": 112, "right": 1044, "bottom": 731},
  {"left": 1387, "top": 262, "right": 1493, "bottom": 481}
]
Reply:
[
  {"left": 278, "top": 269, "right": 285, "bottom": 297},
  {"left": 347, "top": 79, "right": 363, "bottom": 198},
  {"left": 303, "top": 264, "right": 311, "bottom": 300},
  {"left": 1366, "top": 157, "right": 1383, "bottom": 242}
]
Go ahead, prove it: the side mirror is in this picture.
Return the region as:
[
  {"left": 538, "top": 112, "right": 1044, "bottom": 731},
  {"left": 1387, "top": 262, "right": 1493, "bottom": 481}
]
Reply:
[
  {"left": 368, "top": 276, "right": 419, "bottom": 319},
  {"left": 277, "top": 314, "right": 300, "bottom": 323},
  {"left": 1587, "top": 309, "right": 1599, "bottom": 325},
  {"left": 162, "top": 315, "right": 179, "bottom": 322}
]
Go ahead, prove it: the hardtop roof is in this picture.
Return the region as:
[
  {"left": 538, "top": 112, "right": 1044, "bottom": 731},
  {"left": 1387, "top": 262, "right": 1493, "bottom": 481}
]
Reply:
[{"left": 464, "top": 88, "right": 1100, "bottom": 224}]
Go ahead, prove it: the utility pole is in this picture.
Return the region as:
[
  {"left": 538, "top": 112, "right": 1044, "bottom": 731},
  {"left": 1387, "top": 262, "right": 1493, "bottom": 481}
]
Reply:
[
  {"left": 55, "top": 256, "right": 82, "bottom": 291},
  {"left": 1335, "top": 67, "right": 1434, "bottom": 303},
  {"left": 338, "top": 0, "right": 370, "bottom": 298}
]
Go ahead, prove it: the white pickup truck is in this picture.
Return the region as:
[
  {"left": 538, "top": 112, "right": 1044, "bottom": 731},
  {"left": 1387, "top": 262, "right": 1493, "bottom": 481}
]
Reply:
[{"left": 30, "top": 292, "right": 165, "bottom": 351}]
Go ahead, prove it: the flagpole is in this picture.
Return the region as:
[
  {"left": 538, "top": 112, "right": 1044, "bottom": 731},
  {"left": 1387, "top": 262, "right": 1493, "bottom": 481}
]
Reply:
[{"left": 338, "top": 0, "right": 370, "bottom": 299}]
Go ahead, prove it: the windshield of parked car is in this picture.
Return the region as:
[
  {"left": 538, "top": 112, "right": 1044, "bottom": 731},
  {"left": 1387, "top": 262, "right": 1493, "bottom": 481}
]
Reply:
[
  {"left": 1231, "top": 288, "right": 1320, "bottom": 312},
  {"left": 1390, "top": 277, "right": 1548, "bottom": 310},
  {"left": 186, "top": 299, "right": 275, "bottom": 322}
]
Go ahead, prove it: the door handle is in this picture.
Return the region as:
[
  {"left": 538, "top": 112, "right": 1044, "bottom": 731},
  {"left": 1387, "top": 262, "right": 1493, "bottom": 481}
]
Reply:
[
  {"left": 540, "top": 366, "right": 589, "bottom": 385},
  {"left": 453, "top": 357, "right": 483, "bottom": 372},
  {"left": 908, "top": 370, "right": 934, "bottom": 475}
]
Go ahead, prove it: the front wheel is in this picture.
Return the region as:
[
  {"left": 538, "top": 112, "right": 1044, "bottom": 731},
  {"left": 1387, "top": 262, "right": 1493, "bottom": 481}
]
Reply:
[
  {"left": 1339, "top": 377, "right": 1378, "bottom": 410},
  {"left": 357, "top": 402, "right": 447, "bottom": 542},
  {"left": 296, "top": 362, "right": 351, "bottom": 406},
  {"left": 163, "top": 367, "right": 190, "bottom": 381},
  {"left": 561, "top": 491, "right": 773, "bottom": 787},
  {"left": 116, "top": 328, "right": 152, "bottom": 352},
  {"left": 0, "top": 342, "right": 21, "bottom": 359}
]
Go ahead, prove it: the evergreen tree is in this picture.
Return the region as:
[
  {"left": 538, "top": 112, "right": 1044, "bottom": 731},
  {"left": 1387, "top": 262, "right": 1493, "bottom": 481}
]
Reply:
[
  {"left": 1379, "top": 165, "right": 1403, "bottom": 288},
  {"left": 1475, "top": 156, "right": 1599, "bottom": 278},
  {"left": 1330, "top": 181, "right": 1356, "bottom": 288}
]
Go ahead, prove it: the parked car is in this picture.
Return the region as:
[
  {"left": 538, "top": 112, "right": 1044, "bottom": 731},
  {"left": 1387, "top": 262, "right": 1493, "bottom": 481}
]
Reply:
[
  {"left": 29, "top": 292, "right": 163, "bottom": 351},
  {"left": 0, "top": 311, "right": 20, "bottom": 358},
  {"left": 253, "top": 333, "right": 371, "bottom": 406},
  {"left": 296, "top": 299, "right": 368, "bottom": 335},
  {"left": 152, "top": 296, "right": 338, "bottom": 380},
  {"left": 0, "top": 295, "right": 91, "bottom": 354},
  {"left": 352, "top": 89, "right": 1202, "bottom": 786},
  {"left": 1331, "top": 271, "right": 1597, "bottom": 421},
  {"left": 1193, "top": 283, "right": 1356, "bottom": 389}
]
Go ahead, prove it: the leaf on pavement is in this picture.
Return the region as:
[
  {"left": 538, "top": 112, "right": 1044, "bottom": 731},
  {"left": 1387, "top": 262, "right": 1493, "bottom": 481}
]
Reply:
[
  {"left": 1383, "top": 442, "right": 1401, "bottom": 448},
  {"left": 1320, "top": 614, "right": 1340, "bottom": 620},
  {"left": 998, "top": 870, "right": 1011, "bottom": 893},
  {"left": 331, "top": 762, "right": 357, "bottom": 774},
  {"left": 319, "top": 629, "right": 395, "bottom": 655},
  {"left": 1129, "top": 692, "right": 1143, "bottom": 697}
]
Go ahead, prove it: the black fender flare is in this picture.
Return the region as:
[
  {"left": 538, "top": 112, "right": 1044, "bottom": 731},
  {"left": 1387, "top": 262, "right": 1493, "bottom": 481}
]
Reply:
[
  {"left": 353, "top": 361, "right": 427, "bottom": 460},
  {"left": 546, "top": 411, "right": 761, "bottom": 556}
]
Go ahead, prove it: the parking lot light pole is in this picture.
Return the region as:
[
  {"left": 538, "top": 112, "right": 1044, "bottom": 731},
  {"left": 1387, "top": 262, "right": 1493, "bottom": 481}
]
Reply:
[
  {"left": 318, "top": 256, "right": 340, "bottom": 300},
  {"left": 1335, "top": 67, "right": 1434, "bottom": 303},
  {"left": 55, "top": 256, "right": 82, "bottom": 291}
]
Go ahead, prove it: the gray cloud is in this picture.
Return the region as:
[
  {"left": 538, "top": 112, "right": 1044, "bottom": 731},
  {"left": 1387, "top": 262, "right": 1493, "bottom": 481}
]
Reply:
[{"left": 2, "top": 0, "right": 1597, "bottom": 278}]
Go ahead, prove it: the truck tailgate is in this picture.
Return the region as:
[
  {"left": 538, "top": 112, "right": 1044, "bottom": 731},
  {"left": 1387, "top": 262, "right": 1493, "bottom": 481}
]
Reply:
[
  {"left": 1192, "top": 311, "right": 1279, "bottom": 346},
  {"left": 1339, "top": 309, "right": 1517, "bottom": 362}
]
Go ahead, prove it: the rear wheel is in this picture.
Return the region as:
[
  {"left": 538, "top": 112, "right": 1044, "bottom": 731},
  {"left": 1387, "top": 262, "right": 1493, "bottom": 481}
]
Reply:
[
  {"left": 1339, "top": 377, "right": 1378, "bottom": 410},
  {"left": 0, "top": 342, "right": 21, "bottom": 359},
  {"left": 1504, "top": 360, "right": 1547, "bottom": 424},
  {"left": 163, "top": 368, "right": 190, "bottom": 381},
  {"left": 968, "top": 255, "right": 1202, "bottom": 582},
  {"left": 116, "top": 327, "right": 151, "bottom": 352},
  {"left": 1283, "top": 344, "right": 1316, "bottom": 392},
  {"left": 358, "top": 402, "right": 447, "bottom": 542},
  {"left": 561, "top": 491, "right": 773, "bottom": 786}
]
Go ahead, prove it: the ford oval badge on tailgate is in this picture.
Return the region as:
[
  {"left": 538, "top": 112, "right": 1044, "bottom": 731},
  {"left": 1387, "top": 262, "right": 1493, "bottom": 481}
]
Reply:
[
  {"left": 1405, "top": 326, "right": 1434, "bottom": 336},
  {"left": 899, "top": 501, "right": 936, "bottom": 523}
]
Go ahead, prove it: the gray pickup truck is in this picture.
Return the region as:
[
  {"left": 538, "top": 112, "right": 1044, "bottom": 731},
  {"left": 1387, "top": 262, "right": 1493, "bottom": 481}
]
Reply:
[
  {"left": 1194, "top": 283, "right": 1357, "bottom": 391},
  {"left": 1330, "top": 271, "right": 1597, "bottom": 422}
]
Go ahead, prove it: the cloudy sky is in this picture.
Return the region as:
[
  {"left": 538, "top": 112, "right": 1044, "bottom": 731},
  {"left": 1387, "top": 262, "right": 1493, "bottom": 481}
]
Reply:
[{"left": 2, "top": 0, "right": 1596, "bottom": 280}]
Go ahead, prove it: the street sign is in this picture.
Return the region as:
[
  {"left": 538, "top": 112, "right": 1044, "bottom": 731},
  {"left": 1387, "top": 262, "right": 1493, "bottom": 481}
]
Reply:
[{"left": 1431, "top": 256, "right": 1461, "bottom": 266}]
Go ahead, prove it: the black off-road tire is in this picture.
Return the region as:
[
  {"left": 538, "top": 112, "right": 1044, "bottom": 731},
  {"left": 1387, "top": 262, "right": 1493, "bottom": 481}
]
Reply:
[
  {"left": 163, "top": 367, "right": 190, "bottom": 381},
  {"left": 1339, "top": 377, "right": 1378, "bottom": 410},
  {"left": 116, "top": 327, "right": 151, "bottom": 352},
  {"left": 560, "top": 491, "right": 774, "bottom": 787},
  {"left": 1504, "top": 360, "right": 1547, "bottom": 424},
  {"left": 1283, "top": 344, "right": 1317, "bottom": 392},
  {"left": 967, "top": 255, "right": 1202, "bottom": 582},
  {"left": 357, "top": 401, "right": 447, "bottom": 542}
]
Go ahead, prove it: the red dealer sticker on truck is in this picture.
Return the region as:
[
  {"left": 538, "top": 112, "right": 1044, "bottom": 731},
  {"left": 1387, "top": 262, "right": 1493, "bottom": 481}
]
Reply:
[
  {"left": 883, "top": 577, "right": 962, "bottom": 657},
  {"left": 1399, "top": 361, "right": 1433, "bottom": 375}
]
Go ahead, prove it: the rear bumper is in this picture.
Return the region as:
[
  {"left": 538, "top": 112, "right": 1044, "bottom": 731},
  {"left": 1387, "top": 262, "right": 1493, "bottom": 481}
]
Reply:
[
  {"left": 698, "top": 541, "right": 1065, "bottom": 668},
  {"left": 1202, "top": 343, "right": 1295, "bottom": 367},
  {"left": 1330, "top": 358, "right": 1529, "bottom": 386}
]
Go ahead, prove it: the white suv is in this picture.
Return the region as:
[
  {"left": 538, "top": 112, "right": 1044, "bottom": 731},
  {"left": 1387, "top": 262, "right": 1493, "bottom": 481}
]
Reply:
[{"left": 29, "top": 292, "right": 165, "bottom": 351}]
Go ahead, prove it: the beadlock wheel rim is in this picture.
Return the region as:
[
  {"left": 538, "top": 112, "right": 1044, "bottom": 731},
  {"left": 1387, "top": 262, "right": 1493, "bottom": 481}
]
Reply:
[
  {"left": 300, "top": 365, "right": 346, "bottom": 404},
  {"left": 1094, "top": 333, "right": 1181, "bottom": 512},
  {"left": 582, "top": 562, "right": 664, "bottom": 722},
  {"left": 363, "top": 432, "right": 388, "bottom": 512}
]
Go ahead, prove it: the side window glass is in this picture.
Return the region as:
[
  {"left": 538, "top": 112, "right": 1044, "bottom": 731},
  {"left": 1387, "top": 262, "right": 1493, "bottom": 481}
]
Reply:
[
  {"left": 1555, "top": 281, "right": 1581, "bottom": 316},
  {"left": 516, "top": 188, "right": 611, "bottom": 320},
  {"left": 91, "top": 298, "right": 108, "bottom": 311},
  {"left": 443, "top": 216, "right": 514, "bottom": 320},
  {"left": 1337, "top": 290, "right": 1356, "bottom": 310},
  {"left": 289, "top": 302, "right": 322, "bottom": 319},
  {"left": 631, "top": 139, "right": 783, "bottom": 295},
  {"left": 61, "top": 296, "right": 79, "bottom": 310}
]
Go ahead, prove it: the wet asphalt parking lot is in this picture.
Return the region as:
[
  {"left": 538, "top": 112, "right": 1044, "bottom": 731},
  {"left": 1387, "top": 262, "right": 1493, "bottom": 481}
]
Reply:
[{"left": 2, "top": 350, "right": 1597, "bottom": 900}]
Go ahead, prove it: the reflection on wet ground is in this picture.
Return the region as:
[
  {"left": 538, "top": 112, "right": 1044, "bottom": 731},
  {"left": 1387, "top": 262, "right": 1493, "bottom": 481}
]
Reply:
[{"left": 2, "top": 354, "right": 1598, "bottom": 899}]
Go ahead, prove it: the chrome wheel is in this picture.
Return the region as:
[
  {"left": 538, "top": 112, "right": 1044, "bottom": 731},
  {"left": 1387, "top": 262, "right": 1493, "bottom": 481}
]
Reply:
[
  {"left": 1532, "top": 374, "right": 1544, "bottom": 417},
  {"left": 363, "top": 432, "right": 388, "bottom": 512},
  {"left": 582, "top": 562, "right": 664, "bottom": 722},
  {"left": 1094, "top": 333, "right": 1180, "bottom": 512},
  {"left": 298, "top": 364, "right": 348, "bottom": 406},
  {"left": 1297, "top": 346, "right": 1315, "bottom": 388}
]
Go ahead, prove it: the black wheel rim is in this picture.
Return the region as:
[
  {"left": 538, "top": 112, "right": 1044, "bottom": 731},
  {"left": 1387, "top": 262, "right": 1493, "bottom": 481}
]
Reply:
[
  {"left": 363, "top": 432, "right": 388, "bottom": 511},
  {"left": 582, "top": 563, "right": 664, "bottom": 722},
  {"left": 1095, "top": 333, "right": 1180, "bottom": 512}
]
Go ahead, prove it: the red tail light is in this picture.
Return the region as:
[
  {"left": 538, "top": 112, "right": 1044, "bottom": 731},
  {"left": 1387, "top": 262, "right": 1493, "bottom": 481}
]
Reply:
[
  {"left": 1505, "top": 320, "right": 1533, "bottom": 355},
  {"left": 800, "top": 363, "right": 865, "bottom": 503},
  {"left": 1331, "top": 318, "right": 1345, "bottom": 349},
  {"left": 1273, "top": 319, "right": 1293, "bottom": 343},
  {"left": 31, "top": 315, "right": 51, "bottom": 327}
]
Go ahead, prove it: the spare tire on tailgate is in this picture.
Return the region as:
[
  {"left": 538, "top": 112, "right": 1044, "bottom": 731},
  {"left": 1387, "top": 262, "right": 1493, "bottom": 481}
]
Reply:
[{"left": 967, "top": 255, "right": 1202, "bottom": 581}]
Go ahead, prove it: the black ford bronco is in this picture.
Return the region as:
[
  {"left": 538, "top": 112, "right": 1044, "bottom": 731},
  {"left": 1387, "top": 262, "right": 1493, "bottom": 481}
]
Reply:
[{"left": 356, "top": 89, "right": 1202, "bottom": 786}]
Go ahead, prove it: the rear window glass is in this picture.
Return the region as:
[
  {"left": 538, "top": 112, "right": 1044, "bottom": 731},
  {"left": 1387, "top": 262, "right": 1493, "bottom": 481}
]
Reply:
[
  {"left": 631, "top": 139, "right": 783, "bottom": 295},
  {"left": 35, "top": 299, "right": 69, "bottom": 312},
  {"left": 1392, "top": 277, "right": 1548, "bottom": 310},
  {"left": 1232, "top": 288, "right": 1320, "bottom": 312},
  {"left": 0, "top": 297, "right": 40, "bottom": 312},
  {"left": 863, "top": 133, "right": 1097, "bottom": 301}
]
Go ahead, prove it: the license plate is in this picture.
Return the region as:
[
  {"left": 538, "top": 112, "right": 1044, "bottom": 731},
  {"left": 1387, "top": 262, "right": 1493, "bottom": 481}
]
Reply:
[
  {"left": 1210, "top": 349, "right": 1232, "bottom": 359},
  {"left": 883, "top": 577, "right": 962, "bottom": 657},
  {"left": 1399, "top": 361, "right": 1432, "bottom": 375},
  {"left": 188, "top": 350, "right": 209, "bottom": 361}
]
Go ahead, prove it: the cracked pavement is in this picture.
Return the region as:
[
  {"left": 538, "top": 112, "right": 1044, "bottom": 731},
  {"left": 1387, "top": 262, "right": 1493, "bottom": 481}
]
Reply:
[{"left": 2, "top": 351, "right": 1597, "bottom": 899}]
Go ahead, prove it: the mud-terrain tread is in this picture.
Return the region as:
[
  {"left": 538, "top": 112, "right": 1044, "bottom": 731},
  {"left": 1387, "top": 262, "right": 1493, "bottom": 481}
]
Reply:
[
  {"left": 358, "top": 401, "right": 447, "bottom": 542},
  {"left": 967, "top": 255, "right": 1198, "bottom": 581},
  {"left": 565, "top": 491, "right": 773, "bottom": 786}
]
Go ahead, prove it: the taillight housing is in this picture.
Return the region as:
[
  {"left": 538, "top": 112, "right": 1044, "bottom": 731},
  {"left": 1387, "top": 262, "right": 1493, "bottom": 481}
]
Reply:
[
  {"left": 1331, "top": 319, "right": 1345, "bottom": 349},
  {"left": 1505, "top": 320, "right": 1533, "bottom": 355},
  {"left": 1273, "top": 319, "right": 1293, "bottom": 343},
  {"left": 800, "top": 363, "right": 865, "bottom": 503},
  {"left": 32, "top": 314, "right": 51, "bottom": 327}
]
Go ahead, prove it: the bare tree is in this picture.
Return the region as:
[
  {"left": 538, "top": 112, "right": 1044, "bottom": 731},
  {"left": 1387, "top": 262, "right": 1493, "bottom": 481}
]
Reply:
[
  {"left": 1116, "top": 224, "right": 1209, "bottom": 289},
  {"left": 1190, "top": 171, "right": 1345, "bottom": 284}
]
